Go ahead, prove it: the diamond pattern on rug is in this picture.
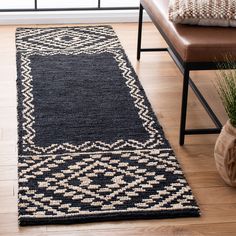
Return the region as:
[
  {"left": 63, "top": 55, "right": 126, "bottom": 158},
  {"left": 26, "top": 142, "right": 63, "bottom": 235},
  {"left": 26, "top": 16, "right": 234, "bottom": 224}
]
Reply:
[{"left": 19, "top": 150, "right": 197, "bottom": 216}]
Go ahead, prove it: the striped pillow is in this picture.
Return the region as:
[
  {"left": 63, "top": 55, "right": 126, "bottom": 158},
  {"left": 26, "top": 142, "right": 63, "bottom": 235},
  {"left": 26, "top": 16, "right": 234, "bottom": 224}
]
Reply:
[{"left": 168, "top": 0, "right": 236, "bottom": 27}]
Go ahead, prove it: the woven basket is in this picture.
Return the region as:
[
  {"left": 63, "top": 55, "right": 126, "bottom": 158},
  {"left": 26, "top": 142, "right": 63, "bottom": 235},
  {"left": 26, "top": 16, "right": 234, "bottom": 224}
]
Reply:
[{"left": 214, "top": 120, "right": 236, "bottom": 187}]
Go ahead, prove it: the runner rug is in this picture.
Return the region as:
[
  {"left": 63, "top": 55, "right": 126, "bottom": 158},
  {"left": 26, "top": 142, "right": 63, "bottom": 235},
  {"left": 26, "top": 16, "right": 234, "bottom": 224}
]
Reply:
[{"left": 16, "top": 26, "right": 200, "bottom": 226}]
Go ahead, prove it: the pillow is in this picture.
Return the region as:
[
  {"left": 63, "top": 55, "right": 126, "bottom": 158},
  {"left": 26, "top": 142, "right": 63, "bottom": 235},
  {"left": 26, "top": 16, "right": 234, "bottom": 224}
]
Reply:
[{"left": 168, "top": 0, "right": 236, "bottom": 27}]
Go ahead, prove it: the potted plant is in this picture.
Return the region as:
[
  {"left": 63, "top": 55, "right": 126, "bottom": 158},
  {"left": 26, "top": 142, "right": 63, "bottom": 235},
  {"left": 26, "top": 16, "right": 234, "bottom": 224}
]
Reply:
[{"left": 214, "top": 61, "right": 236, "bottom": 187}]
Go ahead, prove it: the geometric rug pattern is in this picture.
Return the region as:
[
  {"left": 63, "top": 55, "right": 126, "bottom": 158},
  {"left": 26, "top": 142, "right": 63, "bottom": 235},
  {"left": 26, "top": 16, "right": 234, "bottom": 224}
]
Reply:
[{"left": 16, "top": 26, "right": 200, "bottom": 225}]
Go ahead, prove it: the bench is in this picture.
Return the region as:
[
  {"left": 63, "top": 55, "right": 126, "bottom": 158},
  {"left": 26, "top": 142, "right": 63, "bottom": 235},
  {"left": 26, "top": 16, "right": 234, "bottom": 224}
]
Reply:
[{"left": 137, "top": 0, "right": 236, "bottom": 145}]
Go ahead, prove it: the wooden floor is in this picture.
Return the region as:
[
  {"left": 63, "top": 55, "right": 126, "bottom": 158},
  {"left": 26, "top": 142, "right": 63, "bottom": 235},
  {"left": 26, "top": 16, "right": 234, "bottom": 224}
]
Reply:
[{"left": 0, "top": 22, "right": 236, "bottom": 236}]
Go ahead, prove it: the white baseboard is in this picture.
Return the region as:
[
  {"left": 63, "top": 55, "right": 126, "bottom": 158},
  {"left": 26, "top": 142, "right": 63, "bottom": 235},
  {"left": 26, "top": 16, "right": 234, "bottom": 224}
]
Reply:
[{"left": 0, "top": 10, "right": 150, "bottom": 25}]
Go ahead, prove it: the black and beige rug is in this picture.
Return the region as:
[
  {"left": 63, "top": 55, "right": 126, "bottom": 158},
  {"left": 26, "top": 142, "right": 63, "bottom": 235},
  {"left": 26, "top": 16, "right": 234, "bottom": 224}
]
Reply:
[{"left": 16, "top": 26, "right": 200, "bottom": 226}]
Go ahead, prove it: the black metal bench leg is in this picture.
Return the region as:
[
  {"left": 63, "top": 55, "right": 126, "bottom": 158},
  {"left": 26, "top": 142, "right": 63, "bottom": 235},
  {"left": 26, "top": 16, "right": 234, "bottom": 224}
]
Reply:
[
  {"left": 179, "top": 69, "right": 190, "bottom": 146},
  {"left": 137, "top": 4, "right": 143, "bottom": 60}
]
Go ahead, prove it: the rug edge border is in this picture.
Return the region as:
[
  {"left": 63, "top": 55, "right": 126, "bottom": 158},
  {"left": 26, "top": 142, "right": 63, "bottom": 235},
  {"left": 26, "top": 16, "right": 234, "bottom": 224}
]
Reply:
[{"left": 19, "top": 208, "right": 200, "bottom": 226}]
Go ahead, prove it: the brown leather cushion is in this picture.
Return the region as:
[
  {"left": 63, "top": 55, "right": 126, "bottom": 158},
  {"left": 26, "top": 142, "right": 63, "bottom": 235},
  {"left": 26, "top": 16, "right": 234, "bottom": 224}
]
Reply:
[{"left": 141, "top": 0, "right": 236, "bottom": 62}]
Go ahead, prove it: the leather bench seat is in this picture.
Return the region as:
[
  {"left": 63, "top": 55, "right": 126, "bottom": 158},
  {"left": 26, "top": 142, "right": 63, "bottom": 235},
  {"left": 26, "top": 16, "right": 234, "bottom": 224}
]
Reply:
[{"left": 141, "top": 0, "right": 236, "bottom": 62}]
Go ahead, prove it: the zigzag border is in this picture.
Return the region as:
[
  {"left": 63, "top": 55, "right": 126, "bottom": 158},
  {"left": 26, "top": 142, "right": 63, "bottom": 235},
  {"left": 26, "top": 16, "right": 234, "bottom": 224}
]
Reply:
[{"left": 18, "top": 27, "right": 164, "bottom": 154}]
